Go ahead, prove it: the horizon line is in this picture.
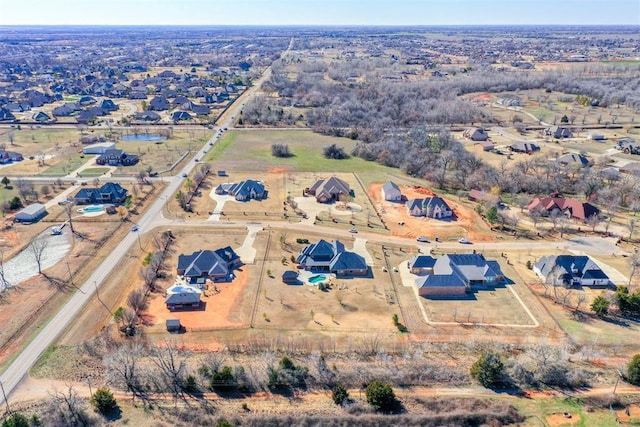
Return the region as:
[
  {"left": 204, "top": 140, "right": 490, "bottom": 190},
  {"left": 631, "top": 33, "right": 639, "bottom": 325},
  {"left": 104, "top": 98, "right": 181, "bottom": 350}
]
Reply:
[{"left": 0, "top": 24, "right": 638, "bottom": 28}]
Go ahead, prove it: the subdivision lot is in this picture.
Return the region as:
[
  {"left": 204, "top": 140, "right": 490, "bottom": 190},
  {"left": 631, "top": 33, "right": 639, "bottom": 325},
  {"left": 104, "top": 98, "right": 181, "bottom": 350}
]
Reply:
[{"left": 203, "top": 129, "right": 399, "bottom": 186}]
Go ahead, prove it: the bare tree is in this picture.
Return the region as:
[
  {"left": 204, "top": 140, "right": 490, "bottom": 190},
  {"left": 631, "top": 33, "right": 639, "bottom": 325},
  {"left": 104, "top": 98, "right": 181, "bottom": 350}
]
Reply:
[
  {"left": 149, "top": 340, "right": 190, "bottom": 405},
  {"left": 40, "top": 184, "right": 51, "bottom": 198},
  {"left": 64, "top": 201, "right": 76, "bottom": 234},
  {"left": 587, "top": 213, "right": 601, "bottom": 233},
  {"left": 29, "top": 236, "right": 49, "bottom": 274},
  {"left": 140, "top": 266, "right": 157, "bottom": 292},
  {"left": 629, "top": 250, "right": 640, "bottom": 288},
  {"left": 127, "top": 287, "right": 147, "bottom": 315},
  {"left": 44, "top": 384, "right": 94, "bottom": 426},
  {"left": 628, "top": 217, "right": 637, "bottom": 241},
  {"left": 105, "top": 341, "right": 145, "bottom": 403}
]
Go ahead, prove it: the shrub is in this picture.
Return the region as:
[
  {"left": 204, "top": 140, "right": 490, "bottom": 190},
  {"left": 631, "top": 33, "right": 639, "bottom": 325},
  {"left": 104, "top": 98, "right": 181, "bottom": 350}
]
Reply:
[
  {"left": 216, "top": 419, "right": 234, "bottom": 427},
  {"left": 90, "top": 387, "right": 118, "bottom": 415},
  {"left": 526, "top": 260, "right": 532, "bottom": 270},
  {"left": 323, "top": 144, "right": 349, "bottom": 160},
  {"left": 1, "top": 413, "right": 29, "bottom": 427},
  {"left": 183, "top": 374, "right": 199, "bottom": 393},
  {"left": 211, "top": 366, "right": 236, "bottom": 391},
  {"left": 590, "top": 294, "right": 610, "bottom": 317},
  {"left": 9, "top": 196, "right": 22, "bottom": 210},
  {"left": 271, "top": 143, "right": 293, "bottom": 158},
  {"left": 267, "top": 357, "right": 309, "bottom": 391},
  {"left": 627, "top": 354, "right": 640, "bottom": 385},
  {"left": 365, "top": 379, "right": 396, "bottom": 413},
  {"left": 470, "top": 352, "right": 505, "bottom": 388},
  {"left": 331, "top": 384, "right": 349, "bottom": 405}
]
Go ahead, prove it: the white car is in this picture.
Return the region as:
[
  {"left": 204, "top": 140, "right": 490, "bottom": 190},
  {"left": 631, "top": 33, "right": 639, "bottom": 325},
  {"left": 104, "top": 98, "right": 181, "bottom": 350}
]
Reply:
[
  {"left": 131, "top": 225, "right": 139, "bottom": 232},
  {"left": 416, "top": 236, "right": 429, "bottom": 243},
  {"left": 458, "top": 238, "right": 471, "bottom": 244}
]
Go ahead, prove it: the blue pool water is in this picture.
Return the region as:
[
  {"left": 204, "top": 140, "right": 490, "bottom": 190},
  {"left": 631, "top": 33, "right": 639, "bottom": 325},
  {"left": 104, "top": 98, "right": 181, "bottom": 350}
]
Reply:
[
  {"left": 308, "top": 275, "right": 327, "bottom": 284},
  {"left": 82, "top": 205, "right": 104, "bottom": 213},
  {"left": 121, "top": 134, "right": 167, "bottom": 142}
]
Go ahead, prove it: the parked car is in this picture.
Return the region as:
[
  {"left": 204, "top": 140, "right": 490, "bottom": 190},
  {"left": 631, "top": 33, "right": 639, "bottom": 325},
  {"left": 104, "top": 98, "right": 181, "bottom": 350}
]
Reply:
[
  {"left": 459, "top": 237, "right": 471, "bottom": 244},
  {"left": 131, "top": 225, "right": 139, "bottom": 232},
  {"left": 416, "top": 236, "right": 429, "bottom": 243},
  {"left": 182, "top": 172, "right": 188, "bottom": 177},
  {"left": 348, "top": 228, "right": 358, "bottom": 233}
]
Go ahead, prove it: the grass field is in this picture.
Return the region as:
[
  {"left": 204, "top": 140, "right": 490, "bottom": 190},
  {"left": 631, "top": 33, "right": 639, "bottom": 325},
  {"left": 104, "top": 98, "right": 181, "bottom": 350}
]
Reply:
[
  {"left": 205, "top": 130, "right": 398, "bottom": 186},
  {"left": 77, "top": 167, "right": 110, "bottom": 177}
]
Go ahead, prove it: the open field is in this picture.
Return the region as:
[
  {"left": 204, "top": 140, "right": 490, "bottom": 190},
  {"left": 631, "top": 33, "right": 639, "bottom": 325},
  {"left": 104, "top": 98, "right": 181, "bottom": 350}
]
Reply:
[{"left": 204, "top": 129, "right": 399, "bottom": 186}]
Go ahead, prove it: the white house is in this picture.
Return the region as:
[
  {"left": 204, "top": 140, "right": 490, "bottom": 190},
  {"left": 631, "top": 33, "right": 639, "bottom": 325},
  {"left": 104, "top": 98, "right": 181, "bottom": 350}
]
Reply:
[
  {"left": 381, "top": 181, "right": 402, "bottom": 202},
  {"left": 82, "top": 142, "right": 116, "bottom": 155},
  {"left": 533, "top": 255, "right": 610, "bottom": 287},
  {"left": 15, "top": 203, "right": 47, "bottom": 223}
]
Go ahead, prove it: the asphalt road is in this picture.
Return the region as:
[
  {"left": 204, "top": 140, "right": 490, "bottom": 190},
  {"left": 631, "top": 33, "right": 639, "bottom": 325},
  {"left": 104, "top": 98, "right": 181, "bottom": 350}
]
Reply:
[{"left": 0, "top": 58, "right": 275, "bottom": 404}]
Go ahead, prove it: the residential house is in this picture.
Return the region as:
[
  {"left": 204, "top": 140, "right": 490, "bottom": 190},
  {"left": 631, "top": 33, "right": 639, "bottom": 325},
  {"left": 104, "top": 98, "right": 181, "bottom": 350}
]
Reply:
[
  {"left": 528, "top": 197, "right": 599, "bottom": 221},
  {"left": 15, "top": 203, "right": 47, "bottom": 223},
  {"left": 73, "top": 182, "right": 128, "bottom": 205},
  {"left": 0, "top": 108, "right": 16, "bottom": 122},
  {"left": 509, "top": 142, "right": 540, "bottom": 154},
  {"left": 52, "top": 103, "right": 80, "bottom": 117},
  {"left": 148, "top": 96, "right": 170, "bottom": 111},
  {"left": 191, "top": 104, "right": 211, "bottom": 116},
  {"left": 546, "top": 126, "right": 573, "bottom": 138},
  {"left": 215, "top": 180, "right": 266, "bottom": 201},
  {"left": 616, "top": 138, "right": 640, "bottom": 155},
  {"left": 463, "top": 127, "right": 489, "bottom": 141},
  {"left": 381, "top": 181, "right": 402, "bottom": 202},
  {"left": 171, "top": 111, "right": 192, "bottom": 122},
  {"left": 414, "top": 254, "right": 505, "bottom": 297},
  {"left": 133, "top": 111, "right": 161, "bottom": 122},
  {"left": 96, "top": 149, "right": 139, "bottom": 166},
  {"left": 556, "top": 153, "right": 589, "bottom": 167},
  {"left": 587, "top": 133, "right": 606, "bottom": 141},
  {"left": 128, "top": 91, "right": 148, "bottom": 100},
  {"left": 99, "top": 99, "right": 119, "bottom": 112},
  {"left": 0, "top": 150, "right": 24, "bottom": 163},
  {"left": 406, "top": 196, "right": 453, "bottom": 219},
  {"left": 78, "top": 96, "right": 97, "bottom": 106},
  {"left": 475, "top": 140, "right": 495, "bottom": 151},
  {"left": 306, "top": 176, "right": 351, "bottom": 203},
  {"left": 165, "top": 283, "right": 202, "bottom": 310},
  {"left": 177, "top": 247, "right": 242, "bottom": 287},
  {"left": 533, "top": 255, "right": 610, "bottom": 287},
  {"left": 297, "top": 239, "right": 368, "bottom": 277},
  {"left": 32, "top": 111, "right": 52, "bottom": 123}
]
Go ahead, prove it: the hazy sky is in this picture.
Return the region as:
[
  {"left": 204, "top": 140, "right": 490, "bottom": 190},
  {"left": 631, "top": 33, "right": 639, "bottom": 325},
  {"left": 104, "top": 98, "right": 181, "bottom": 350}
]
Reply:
[{"left": 0, "top": 0, "right": 638, "bottom": 26}]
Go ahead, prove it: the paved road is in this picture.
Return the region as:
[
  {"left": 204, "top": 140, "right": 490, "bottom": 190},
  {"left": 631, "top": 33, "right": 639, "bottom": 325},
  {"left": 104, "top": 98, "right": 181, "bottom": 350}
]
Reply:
[{"left": 0, "top": 55, "right": 275, "bottom": 404}]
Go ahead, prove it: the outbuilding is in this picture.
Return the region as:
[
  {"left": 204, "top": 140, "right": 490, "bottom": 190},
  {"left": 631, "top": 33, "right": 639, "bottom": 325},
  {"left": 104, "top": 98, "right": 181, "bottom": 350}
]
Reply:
[
  {"left": 82, "top": 142, "right": 116, "bottom": 155},
  {"left": 166, "top": 319, "right": 182, "bottom": 332},
  {"left": 15, "top": 203, "right": 47, "bottom": 223}
]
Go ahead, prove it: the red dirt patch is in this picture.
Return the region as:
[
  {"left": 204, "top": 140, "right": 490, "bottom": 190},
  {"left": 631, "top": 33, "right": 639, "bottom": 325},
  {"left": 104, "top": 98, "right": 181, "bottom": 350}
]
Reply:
[
  {"left": 368, "top": 182, "right": 495, "bottom": 243},
  {"left": 616, "top": 404, "right": 640, "bottom": 424},
  {"left": 145, "top": 267, "right": 249, "bottom": 332},
  {"left": 268, "top": 167, "right": 288, "bottom": 173},
  {"left": 546, "top": 412, "right": 581, "bottom": 426}
]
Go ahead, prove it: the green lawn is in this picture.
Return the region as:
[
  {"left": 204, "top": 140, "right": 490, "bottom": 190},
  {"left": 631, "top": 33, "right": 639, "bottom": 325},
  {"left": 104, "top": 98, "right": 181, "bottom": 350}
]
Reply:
[
  {"left": 205, "top": 130, "right": 398, "bottom": 185},
  {"left": 78, "top": 167, "right": 110, "bottom": 177},
  {"left": 512, "top": 396, "right": 619, "bottom": 427}
]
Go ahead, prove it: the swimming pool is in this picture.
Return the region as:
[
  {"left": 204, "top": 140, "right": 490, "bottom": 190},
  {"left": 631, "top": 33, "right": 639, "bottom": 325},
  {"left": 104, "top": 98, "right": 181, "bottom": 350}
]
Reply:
[
  {"left": 80, "top": 204, "right": 104, "bottom": 213},
  {"left": 308, "top": 274, "right": 327, "bottom": 284}
]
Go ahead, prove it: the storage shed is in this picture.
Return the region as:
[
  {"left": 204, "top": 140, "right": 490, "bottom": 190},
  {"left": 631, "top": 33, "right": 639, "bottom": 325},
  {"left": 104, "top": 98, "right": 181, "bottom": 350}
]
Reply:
[{"left": 15, "top": 203, "right": 47, "bottom": 223}]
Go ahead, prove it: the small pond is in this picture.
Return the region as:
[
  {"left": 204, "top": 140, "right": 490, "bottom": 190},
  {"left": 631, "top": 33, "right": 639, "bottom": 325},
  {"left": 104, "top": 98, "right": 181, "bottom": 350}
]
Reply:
[{"left": 121, "top": 134, "right": 167, "bottom": 142}]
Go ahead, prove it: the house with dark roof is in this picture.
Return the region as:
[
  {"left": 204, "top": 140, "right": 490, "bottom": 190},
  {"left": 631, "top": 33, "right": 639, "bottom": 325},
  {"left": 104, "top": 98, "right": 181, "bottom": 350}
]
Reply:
[
  {"left": 177, "top": 247, "right": 242, "bottom": 287},
  {"left": 73, "top": 182, "right": 128, "bottom": 205},
  {"left": 133, "top": 111, "right": 161, "bottom": 122},
  {"left": 52, "top": 103, "right": 80, "bottom": 117},
  {"left": 533, "top": 255, "right": 610, "bottom": 287},
  {"left": 149, "top": 96, "right": 170, "bottom": 111},
  {"left": 297, "top": 239, "right": 368, "bottom": 277},
  {"left": 406, "top": 196, "right": 453, "bottom": 219},
  {"left": 0, "top": 150, "right": 24, "bottom": 164},
  {"left": 281, "top": 270, "right": 300, "bottom": 285},
  {"left": 129, "top": 91, "right": 148, "bottom": 100},
  {"left": 510, "top": 142, "right": 540, "bottom": 154},
  {"left": 100, "top": 99, "right": 119, "bottom": 112},
  {"left": 463, "top": 127, "right": 489, "bottom": 141},
  {"left": 32, "top": 111, "right": 52, "bottom": 123},
  {"left": 306, "top": 176, "right": 351, "bottom": 203},
  {"left": 556, "top": 153, "right": 589, "bottom": 167},
  {"left": 191, "top": 104, "right": 211, "bottom": 116},
  {"left": 78, "top": 96, "right": 97, "bottom": 106},
  {"left": 96, "top": 149, "right": 139, "bottom": 166},
  {"left": 381, "top": 181, "right": 402, "bottom": 202},
  {"left": 528, "top": 197, "right": 599, "bottom": 221},
  {"left": 414, "top": 254, "right": 505, "bottom": 297},
  {"left": 0, "top": 108, "right": 16, "bottom": 122},
  {"left": 408, "top": 255, "right": 437, "bottom": 275},
  {"left": 171, "top": 111, "right": 192, "bottom": 122},
  {"left": 546, "top": 126, "right": 573, "bottom": 138},
  {"left": 165, "top": 282, "right": 202, "bottom": 310},
  {"left": 215, "top": 180, "right": 266, "bottom": 201}
]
